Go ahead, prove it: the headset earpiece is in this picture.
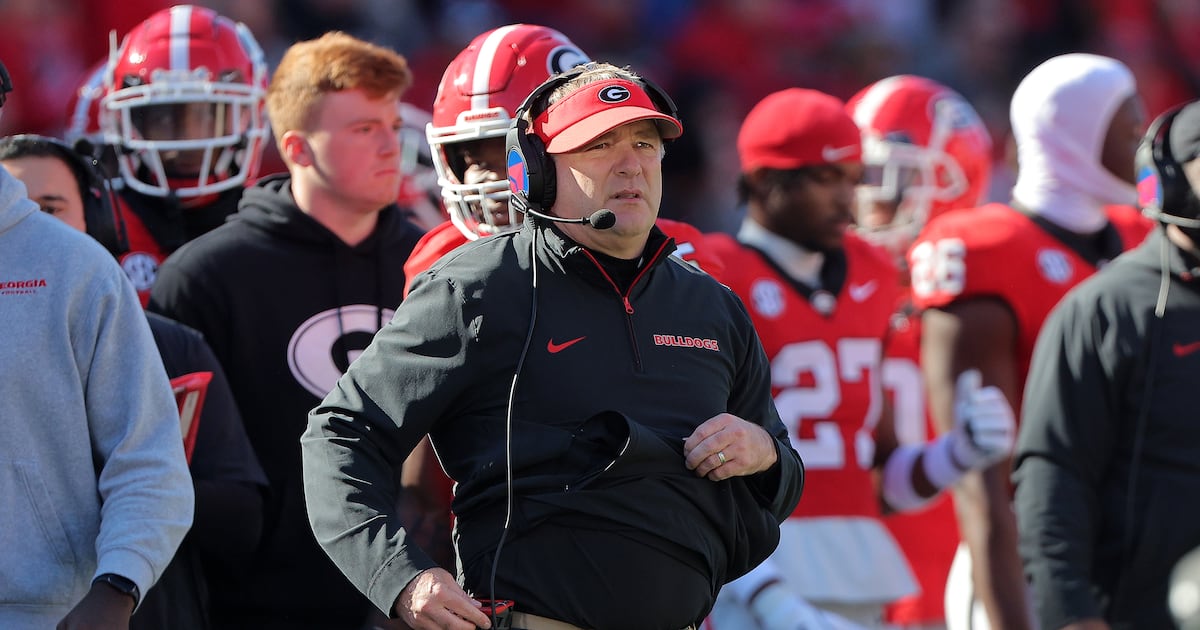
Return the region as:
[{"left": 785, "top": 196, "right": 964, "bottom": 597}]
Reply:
[
  {"left": 506, "top": 67, "right": 585, "bottom": 213},
  {"left": 66, "top": 141, "right": 126, "bottom": 256},
  {"left": 505, "top": 108, "right": 556, "bottom": 213},
  {"left": 0, "top": 134, "right": 127, "bottom": 255},
  {"left": 505, "top": 65, "right": 679, "bottom": 213},
  {"left": 1137, "top": 104, "right": 1190, "bottom": 218}
]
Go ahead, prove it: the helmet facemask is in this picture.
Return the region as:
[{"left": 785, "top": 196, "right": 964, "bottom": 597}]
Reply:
[
  {"left": 848, "top": 75, "right": 993, "bottom": 262},
  {"left": 105, "top": 68, "right": 267, "bottom": 198},
  {"left": 427, "top": 123, "right": 520, "bottom": 240},
  {"left": 856, "top": 100, "right": 974, "bottom": 257}
]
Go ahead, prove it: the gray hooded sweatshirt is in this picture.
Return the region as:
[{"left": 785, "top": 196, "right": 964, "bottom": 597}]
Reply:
[{"left": 0, "top": 167, "right": 193, "bottom": 627}]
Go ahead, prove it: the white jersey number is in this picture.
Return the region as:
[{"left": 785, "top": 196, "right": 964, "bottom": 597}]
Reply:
[
  {"left": 773, "top": 338, "right": 883, "bottom": 470},
  {"left": 910, "top": 237, "right": 966, "bottom": 297},
  {"left": 882, "top": 354, "right": 927, "bottom": 444}
]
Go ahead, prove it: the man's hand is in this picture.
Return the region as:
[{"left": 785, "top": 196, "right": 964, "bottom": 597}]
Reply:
[
  {"left": 950, "top": 369, "right": 1016, "bottom": 471},
  {"left": 395, "top": 568, "right": 492, "bottom": 630},
  {"left": 684, "top": 413, "right": 778, "bottom": 481}
]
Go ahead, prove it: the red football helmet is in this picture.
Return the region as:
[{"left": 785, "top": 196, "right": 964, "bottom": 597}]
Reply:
[
  {"left": 428, "top": 23, "right": 589, "bottom": 239},
  {"left": 100, "top": 4, "right": 268, "bottom": 199},
  {"left": 846, "top": 75, "right": 992, "bottom": 256}
]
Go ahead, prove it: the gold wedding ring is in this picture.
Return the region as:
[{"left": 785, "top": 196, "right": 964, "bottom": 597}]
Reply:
[{"left": 717, "top": 451, "right": 727, "bottom": 465}]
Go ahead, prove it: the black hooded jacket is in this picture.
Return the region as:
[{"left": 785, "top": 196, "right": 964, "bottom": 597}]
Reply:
[
  {"left": 1014, "top": 227, "right": 1200, "bottom": 630},
  {"left": 148, "top": 174, "right": 424, "bottom": 629},
  {"left": 132, "top": 312, "right": 267, "bottom": 630}
]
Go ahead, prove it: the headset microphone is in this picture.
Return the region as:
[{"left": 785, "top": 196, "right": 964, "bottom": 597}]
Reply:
[
  {"left": 586, "top": 209, "right": 617, "bottom": 229},
  {"left": 522, "top": 206, "right": 617, "bottom": 230}
]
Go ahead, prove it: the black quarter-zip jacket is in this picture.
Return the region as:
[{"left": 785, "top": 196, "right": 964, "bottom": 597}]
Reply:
[{"left": 303, "top": 217, "right": 804, "bottom": 629}]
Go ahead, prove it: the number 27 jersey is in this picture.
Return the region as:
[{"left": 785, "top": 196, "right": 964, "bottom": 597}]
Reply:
[{"left": 706, "top": 231, "right": 899, "bottom": 518}]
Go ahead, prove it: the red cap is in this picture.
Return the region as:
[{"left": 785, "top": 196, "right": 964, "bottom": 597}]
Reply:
[
  {"left": 737, "top": 88, "right": 862, "bottom": 173},
  {"left": 533, "top": 78, "right": 683, "bottom": 153}
]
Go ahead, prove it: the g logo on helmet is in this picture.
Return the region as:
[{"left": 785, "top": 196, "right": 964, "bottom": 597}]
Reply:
[
  {"left": 547, "top": 45, "right": 588, "bottom": 75},
  {"left": 599, "top": 86, "right": 631, "bottom": 104}
]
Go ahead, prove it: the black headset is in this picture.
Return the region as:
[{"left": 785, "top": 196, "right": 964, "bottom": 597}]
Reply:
[
  {"left": 0, "top": 134, "right": 128, "bottom": 255},
  {"left": 1135, "top": 102, "right": 1200, "bottom": 228},
  {"left": 504, "top": 65, "right": 679, "bottom": 213}
]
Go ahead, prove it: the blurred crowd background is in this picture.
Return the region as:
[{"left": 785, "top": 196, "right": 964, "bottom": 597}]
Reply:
[{"left": 2, "top": 0, "right": 1198, "bottom": 234}]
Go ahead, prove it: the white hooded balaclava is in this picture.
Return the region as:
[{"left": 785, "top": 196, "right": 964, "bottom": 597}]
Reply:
[{"left": 1010, "top": 53, "right": 1138, "bottom": 233}]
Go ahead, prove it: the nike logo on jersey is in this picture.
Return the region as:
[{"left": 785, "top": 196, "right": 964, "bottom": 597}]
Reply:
[
  {"left": 547, "top": 336, "right": 586, "bottom": 354},
  {"left": 1174, "top": 341, "right": 1200, "bottom": 358},
  {"left": 821, "top": 144, "right": 858, "bottom": 162},
  {"left": 848, "top": 280, "right": 878, "bottom": 302}
]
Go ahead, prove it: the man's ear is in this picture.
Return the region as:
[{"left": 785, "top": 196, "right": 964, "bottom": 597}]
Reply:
[{"left": 280, "top": 130, "right": 312, "bottom": 167}]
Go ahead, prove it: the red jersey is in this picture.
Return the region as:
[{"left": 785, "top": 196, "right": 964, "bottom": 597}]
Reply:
[
  {"left": 114, "top": 195, "right": 169, "bottom": 307},
  {"left": 403, "top": 217, "right": 725, "bottom": 297},
  {"left": 881, "top": 302, "right": 959, "bottom": 625},
  {"left": 109, "top": 187, "right": 245, "bottom": 307},
  {"left": 706, "top": 231, "right": 899, "bottom": 519},
  {"left": 909, "top": 203, "right": 1152, "bottom": 397},
  {"left": 402, "top": 222, "right": 467, "bottom": 296},
  {"left": 655, "top": 217, "right": 726, "bottom": 278}
]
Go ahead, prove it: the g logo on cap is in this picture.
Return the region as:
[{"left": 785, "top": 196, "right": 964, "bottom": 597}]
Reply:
[{"left": 598, "top": 85, "right": 631, "bottom": 104}]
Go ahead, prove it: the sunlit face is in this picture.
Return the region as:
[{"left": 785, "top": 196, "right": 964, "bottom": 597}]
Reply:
[
  {"left": 300, "top": 89, "right": 404, "bottom": 214},
  {"left": 1, "top": 156, "right": 87, "bottom": 232},
  {"left": 550, "top": 120, "right": 664, "bottom": 259}
]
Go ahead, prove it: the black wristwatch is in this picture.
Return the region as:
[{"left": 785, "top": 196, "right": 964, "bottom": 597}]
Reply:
[{"left": 93, "top": 573, "right": 140, "bottom": 606}]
